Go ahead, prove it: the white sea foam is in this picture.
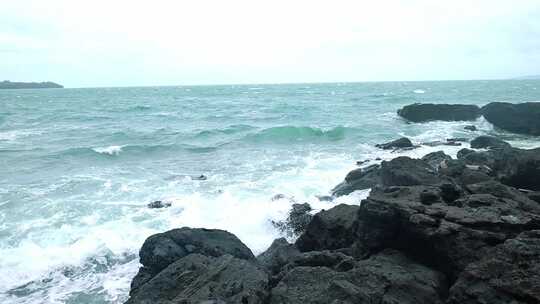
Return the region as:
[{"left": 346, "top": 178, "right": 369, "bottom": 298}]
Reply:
[
  {"left": 413, "top": 89, "right": 426, "bottom": 94},
  {"left": 92, "top": 145, "right": 123, "bottom": 155}
]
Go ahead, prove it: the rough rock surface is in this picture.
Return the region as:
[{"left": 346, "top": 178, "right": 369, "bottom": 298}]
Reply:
[
  {"left": 127, "top": 254, "right": 269, "bottom": 304},
  {"left": 331, "top": 164, "right": 381, "bottom": 196},
  {"left": 470, "top": 135, "right": 511, "bottom": 149},
  {"left": 397, "top": 103, "right": 481, "bottom": 122},
  {"left": 421, "top": 151, "right": 452, "bottom": 171},
  {"left": 482, "top": 102, "right": 540, "bottom": 135},
  {"left": 295, "top": 204, "right": 359, "bottom": 252},
  {"left": 448, "top": 230, "right": 540, "bottom": 303},
  {"left": 271, "top": 203, "right": 312, "bottom": 237},
  {"left": 130, "top": 228, "right": 255, "bottom": 294},
  {"left": 376, "top": 137, "right": 414, "bottom": 150},
  {"left": 270, "top": 250, "right": 447, "bottom": 304}
]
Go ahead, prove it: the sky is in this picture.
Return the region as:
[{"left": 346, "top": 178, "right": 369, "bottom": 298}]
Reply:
[{"left": 1, "top": 0, "right": 540, "bottom": 87}]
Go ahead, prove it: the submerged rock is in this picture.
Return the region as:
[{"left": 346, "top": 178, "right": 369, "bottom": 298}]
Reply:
[
  {"left": 398, "top": 103, "right": 481, "bottom": 122},
  {"left": 482, "top": 102, "right": 540, "bottom": 135},
  {"left": 464, "top": 125, "right": 477, "bottom": 131},
  {"left": 375, "top": 137, "right": 414, "bottom": 150}
]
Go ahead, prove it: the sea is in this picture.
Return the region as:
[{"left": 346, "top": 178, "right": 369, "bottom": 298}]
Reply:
[{"left": 1, "top": 80, "right": 540, "bottom": 303}]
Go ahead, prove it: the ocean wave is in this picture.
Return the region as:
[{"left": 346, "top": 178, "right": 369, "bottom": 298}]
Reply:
[
  {"left": 194, "top": 124, "right": 255, "bottom": 138},
  {"left": 242, "top": 126, "right": 354, "bottom": 143},
  {"left": 92, "top": 145, "right": 123, "bottom": 155},
  {"left": 53, "top": 143, "right": 218, "bottom": 159},
  {"left": 413, "top": 89, "right": 426, "bottom": 94}
]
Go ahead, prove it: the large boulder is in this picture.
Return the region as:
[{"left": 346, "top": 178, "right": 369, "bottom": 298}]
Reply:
[
  {"left": 331, "top": 164, "right": 381, "bottom": 196},
  {"left": 376, "top": 137, "right": 414, "bottom": 150},
  {"left": 295, "top": 204, "right": 360, "bottom": 252},
  {"left": 354, "top": 182, "right": 540, "bottom": 280},
  {"left": 398, "top": 103, "right": 481, "bottom": 122},
  {"left": 127, "top": 254, "right": 269, "bottom": 304},
  {"left": 380, "top": 156, "right": 444, "bottom": 186},
  {"left": 257, "top": 238, "right": 301, "bottom": 275},
  {"left": 447, "top": 230, "right": 540, "bottom": 303},
  {"left": 269, "top": 249, "right": 447, "bottom": 304},
  {"left": 130, "top": 228, "right": 255, "bottom": 293},
  {"left": 271, "top": 203, "right": 313, "bottom": 237},
  {"left": 482, "top": 102, "right": 540, "bottom": 135},
  {"left": 461, "top": 147, "right": 540, "bottom": 191},
  {"left": 421, "top": 151, "right": 452, "bottom": 171},
  {"left": 470, "top": 135, "right": 511, "bottom": 149}
]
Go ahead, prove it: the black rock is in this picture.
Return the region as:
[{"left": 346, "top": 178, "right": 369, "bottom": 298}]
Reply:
[
  {"left": 397, "top": 103, "right": 481, "bottom": 122},
  {"left": 331, "top": 164, "right": 381, "bottom": 197},
  {"left": 257, "top": 238, "right": 301, "bottom": 275},
  {"left": 421, "top": 151, "right": 452, "bottom": 170},
  {"left": 269, "top": 249, "right": 447, "bottom": 304},
  {"left": 448, "top": 230, "right": 540, "bottom": 304},
  {"left": 470, "top": 135, "right": 511, "bottom": 149},
  {"left": 271, "top": 203, "right": 313, "bottom": 237},
  {"left": 380, "top": 156, "right": 444, "bottom": 187},
  {"left": 131, "top": 227, "right": 255, "bottom": 293},
  {"left": 464, "top": 125, "right": 477, "bottom": 131},
  {"left": 376, "top": 137, "right": 414, "bottom": 150},
  {"left": 127, "top": 254, "right": 269, "bottom": 304},
  {"left": 456, "top": 148, "right": 474, "bottom": 159},
  {"left": 295, "top": 204, "right": 359, "bottom": 252},
  {"left": 482, "top": 102, "right": 540, "bottom": 135},
  {"left": 191, "top": 174, "right": 207, "bottom": 180},
  {"left": 147, "top": 200, "right": 171, "bottom": 209}
]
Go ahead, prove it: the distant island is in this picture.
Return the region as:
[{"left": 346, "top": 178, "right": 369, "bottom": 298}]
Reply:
[{"left": 0, "top": 80, "right": 63, "bottom": 89}]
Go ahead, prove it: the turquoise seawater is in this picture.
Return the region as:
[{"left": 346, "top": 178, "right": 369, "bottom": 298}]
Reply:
[{"left": 1, "top": 80, "right": 540, "bottom": 303}]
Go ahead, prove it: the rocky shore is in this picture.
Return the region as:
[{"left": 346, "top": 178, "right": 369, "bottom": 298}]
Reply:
[{"left": 125, "top": 103, "right": 540, "bottom": 304}]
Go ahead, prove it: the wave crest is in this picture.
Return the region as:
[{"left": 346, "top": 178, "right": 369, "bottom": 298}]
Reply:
[{"left": 244, "top": 126, "right": 351, "bottom": 143}]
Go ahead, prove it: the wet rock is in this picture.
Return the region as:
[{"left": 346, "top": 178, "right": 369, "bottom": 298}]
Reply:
[
  {"left": 380, "top": 156, "right": 444, "bottom": 187},
  {"left": 376, "top": 137, "right": 413, "bottom": 150},
  {"left": 448, "top": 230, "right": 540, "bottom": 303},
  {"left": 331, "top": 164, "right": 381, "bottom": 197},
  {"left": 191, "top": 174, "right": 207, "bottom": 180},
  {"left": 482, "top": 102, "right": 540, "bottom": 135},
  {"left": 464, "top": 125, "right": 477, "bottom": 131},
  {"left": 131, "top": 228, "right": 255, "bottom": 293},
  {"left": 457, "top": 148, "right": 474, "bottom": 159},
  {"left": 398, "top": 103, "right": 481, "bottom": 122},
  {"left": 257, "top": 238, "right": 301, "bottom": 275},
  {"left": 127, "top": 254, "right": 269, "bottom": 304},
  {"left": 271, "top": 194, "right": 287, "bottom": 201},
  {"left": 355, "top": 183, "right": 540, "bottom": 280},
  {"left": 316, "top": 195, "right": 333, "bottom": 202},
  {"left": 271, "top": 203, "right": 313, "bottom": 237},
  {"left": 296, "top": 204, "right": 359, "bottom": 252},
  {"left": 269, "top": 249, "right": 447, "bottom": 304},
  {"left": 470, "top": 135, "right": 511, "bottom": 149},
  {"left": 147, "top": 200, "right": 171, "bottom": 209},
  {"left": 421, "top": 151, "right": 452, "bottom": 171}
]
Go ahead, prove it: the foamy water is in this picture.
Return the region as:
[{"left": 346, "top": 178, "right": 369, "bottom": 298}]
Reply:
[{"left": 1, "top": 80, "right": 540, "bottom": 303}]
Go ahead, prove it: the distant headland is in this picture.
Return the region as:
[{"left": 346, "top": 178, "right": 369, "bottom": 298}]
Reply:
[{"left": 0, "top": 80, "right": 63, "bottom": 89}]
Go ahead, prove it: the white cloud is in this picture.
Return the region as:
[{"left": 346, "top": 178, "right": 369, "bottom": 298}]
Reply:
[{"left": 1, "top": 0, "right": 539, "bottom": 87}]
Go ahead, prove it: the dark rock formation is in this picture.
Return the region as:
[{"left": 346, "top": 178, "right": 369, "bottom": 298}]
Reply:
[
  {"left": 127, "top": 254, "right": 268, "bottom": 304},
  {"left": 457, "top": 148, "right": 474, "bottom": 159},
  {"left": 130, "top": 227, "right": 255, "bottom": 297},
  {"left": 376, "top": 137, "right": 414, "bottom": 150},
  {"left": 397, "top": 103, "right": 481, "bottom": 122},
  {"left": 380, "top": 156, "right": 444, "bottom": 187},
  {"left": 0, "top": 80, "right": 63, "bottom": 89},
  {"left": 421, "top": 151, "right": 452, "bottom": 171},
  {"left": 147, "top": 200, "right": 171, "bottom": 209},
  {"left": 470, "top": 135, "right": 511, "bottom": 149},
  {"left": 482, "top": 102, "right": 540, "bottom": 135},
  {"left": 257, "top": 238, "right": 301, "bottom": 275},
  {"left": 331, "top": 164, "right": 381, "bottom": 196},
  {"left": 271, "top": 203, "right": 312, "bottom": 237},
  {"left": 295, "top": 204, "right": 359, "bottom": 252},
  {"left": 270, "top": 250, "right": 447, "bottom": 304},
  {"left": 448, "top": 230, "right": 540, "bottom": 303}
]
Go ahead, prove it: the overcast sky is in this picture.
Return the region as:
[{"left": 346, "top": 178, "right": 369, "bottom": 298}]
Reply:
[{"left": 1, "top": 0, "right": 540, "bottom": 87}]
